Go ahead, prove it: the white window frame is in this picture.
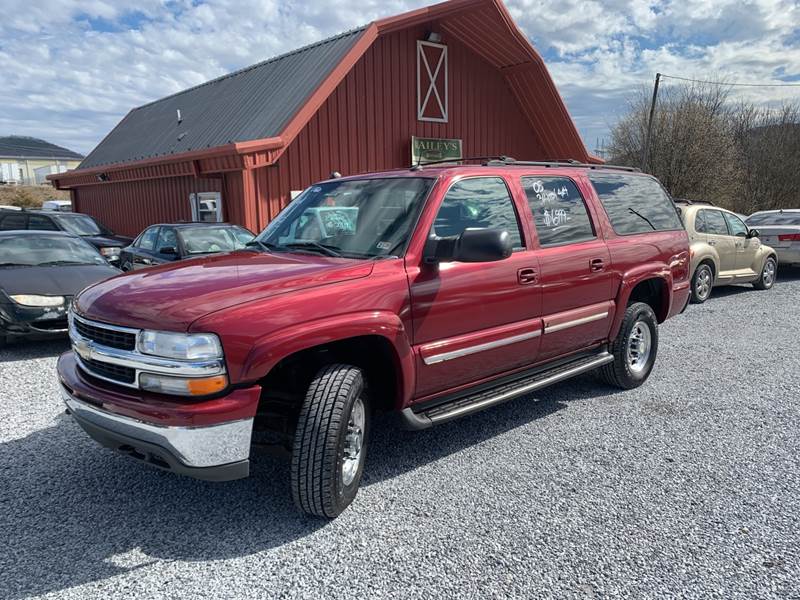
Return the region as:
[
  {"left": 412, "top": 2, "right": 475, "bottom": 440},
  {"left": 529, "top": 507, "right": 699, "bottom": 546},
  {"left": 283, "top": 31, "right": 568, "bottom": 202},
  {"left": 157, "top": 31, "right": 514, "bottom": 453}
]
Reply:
[
  {"left": 190, "top": 191, "right": 223, "bottom": 223},
  {"left": 417, "top": 40, "right": 448, "bottom": 123}
]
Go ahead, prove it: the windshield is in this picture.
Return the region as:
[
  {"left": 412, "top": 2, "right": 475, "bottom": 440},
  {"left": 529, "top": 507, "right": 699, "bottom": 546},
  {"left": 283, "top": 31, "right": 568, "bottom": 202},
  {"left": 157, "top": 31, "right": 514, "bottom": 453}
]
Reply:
[
  {"left": 746, "top": 212, "right": 800, "bottom": 226},
  {"left": 0, "top": 235, "right": 108, "bottom": 267},
  {"left": 179, "top": 226, "right": 255, "bottom": 255},
  {"left": 256, "top": 177, "right": 434, "bottom": 258},
  {"left": 57, "top": 214, "right": 111, "bottom": 236}
]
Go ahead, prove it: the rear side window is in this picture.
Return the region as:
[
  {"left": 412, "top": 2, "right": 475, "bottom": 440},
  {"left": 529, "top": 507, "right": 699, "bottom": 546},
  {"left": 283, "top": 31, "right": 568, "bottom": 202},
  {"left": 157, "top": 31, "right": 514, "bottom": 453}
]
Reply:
[
  {"left": 700, "top": 209, "right": 728, "bottom": 236},
  {"left": 589, "top": 173, "right": 683, "bottom": 235},
  {"left": 0, "top": 214, "right": 27, "bottom": 230},
  {"left": 28, "top": 215, "right": 59, "bottom": 231},
  {"left": 522, "top": 176, "right": 595, "bottom": 247},
  {"left": 694, "top": 210, "right": 707, "bottom": 233},
  {"left": 433, "top": 177, "right": 523, "bottom": 249}
]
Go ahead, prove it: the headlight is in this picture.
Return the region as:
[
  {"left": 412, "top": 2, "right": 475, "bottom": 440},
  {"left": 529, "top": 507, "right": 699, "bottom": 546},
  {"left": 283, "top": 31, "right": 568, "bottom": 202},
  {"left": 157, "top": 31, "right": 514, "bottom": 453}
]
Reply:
[
  {"left": 137, "top": 331, "right": 223, "bottom": 360},
  {"left": 139, "top": 373, "right": 228, "bottom": 396},
  {"left": 9, "top": 294, "right": 65, "bottom": 307},
  {"left": 100, "top": 247, "right": 121, "bottom": 257}
]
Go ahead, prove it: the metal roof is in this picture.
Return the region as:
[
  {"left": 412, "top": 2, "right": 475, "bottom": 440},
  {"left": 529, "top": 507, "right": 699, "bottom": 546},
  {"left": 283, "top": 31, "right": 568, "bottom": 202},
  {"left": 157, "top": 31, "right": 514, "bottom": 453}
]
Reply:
[
  {"left": 79, "top": 27, "right": 367, "bottom": 170},
  {"left": 0, "top": 136, "right": 84, "bottom": 160}
]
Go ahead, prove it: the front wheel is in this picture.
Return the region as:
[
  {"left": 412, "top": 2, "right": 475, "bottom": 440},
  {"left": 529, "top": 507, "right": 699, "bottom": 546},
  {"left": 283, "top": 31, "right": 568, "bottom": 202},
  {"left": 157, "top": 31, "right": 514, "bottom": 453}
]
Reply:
[
  {"left": 753, "top": 256, "right": 777, "bottom": 290},
  {"left": 291, "top": 364, "right": 370, "bottom": 518},
  {"left": 599, "top": 302, "right": 659, "bottom": 390}
]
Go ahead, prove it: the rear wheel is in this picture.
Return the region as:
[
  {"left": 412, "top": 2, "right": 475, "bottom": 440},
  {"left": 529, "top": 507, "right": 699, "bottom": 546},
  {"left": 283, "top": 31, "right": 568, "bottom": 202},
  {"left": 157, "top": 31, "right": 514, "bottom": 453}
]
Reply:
[
  {"left": 599, "top": 302, "right": 659, "bottom": 390},
  {"left": 291, "top": 364, "right": 370, "bottom": 518},
  {"left": 753, "top": 256, "right": 777, "bottom": 290},
  {"left": 691, "top": 263, "right": 713, "bottom": 303}
]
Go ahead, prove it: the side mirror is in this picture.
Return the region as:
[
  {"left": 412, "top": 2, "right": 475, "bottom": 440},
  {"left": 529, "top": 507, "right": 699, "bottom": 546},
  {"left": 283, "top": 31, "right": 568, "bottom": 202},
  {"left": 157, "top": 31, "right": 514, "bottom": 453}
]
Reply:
[
  {"left": 425, "top": 228, "right": 512, "bottom": 263},
  {"left": 159, "top": 246, "right": 178, "bottom": 256},
  {"left": 747, "top": 229, "right": 760, "bottom": 239}
]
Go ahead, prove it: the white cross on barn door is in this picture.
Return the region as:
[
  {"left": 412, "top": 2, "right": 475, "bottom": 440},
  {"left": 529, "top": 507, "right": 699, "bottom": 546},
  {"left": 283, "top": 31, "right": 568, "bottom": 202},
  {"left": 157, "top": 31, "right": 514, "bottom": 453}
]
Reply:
[{"left": 417, "top": 40, "right": 448, "bottom": 123}]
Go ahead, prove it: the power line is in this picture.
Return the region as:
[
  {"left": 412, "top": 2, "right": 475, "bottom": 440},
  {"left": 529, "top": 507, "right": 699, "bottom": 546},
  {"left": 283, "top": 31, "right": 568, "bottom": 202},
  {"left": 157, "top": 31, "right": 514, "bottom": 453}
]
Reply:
[{"left": 660, "top": 73, "right": 800, "bottom": 88}]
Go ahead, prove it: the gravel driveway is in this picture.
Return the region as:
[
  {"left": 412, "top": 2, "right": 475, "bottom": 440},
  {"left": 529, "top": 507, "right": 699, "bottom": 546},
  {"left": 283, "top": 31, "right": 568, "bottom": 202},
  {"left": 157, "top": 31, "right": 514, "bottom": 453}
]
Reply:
[{"left": 2, "top": 271, "right": 799, "bottom": 599}]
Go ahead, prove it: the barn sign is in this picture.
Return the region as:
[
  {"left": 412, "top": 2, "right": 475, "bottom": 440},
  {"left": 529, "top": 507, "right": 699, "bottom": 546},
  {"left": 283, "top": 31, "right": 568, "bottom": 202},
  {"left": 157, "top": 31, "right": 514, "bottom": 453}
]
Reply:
[
  {"left": 417, "top": 40, "right": 448, "bottom": 122},
  {"left": 411, "top": 136, "right": 462, "bottom": 165}
]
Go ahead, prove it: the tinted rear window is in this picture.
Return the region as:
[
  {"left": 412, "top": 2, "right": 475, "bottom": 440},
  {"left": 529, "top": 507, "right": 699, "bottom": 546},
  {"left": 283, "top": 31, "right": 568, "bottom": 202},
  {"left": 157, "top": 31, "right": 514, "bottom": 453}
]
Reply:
[
  {"left": 589, "top": 173, "right": 683, "bottom": 235},
  {"left": 746, "top": 212, "right": 800, "bottom": 226}
]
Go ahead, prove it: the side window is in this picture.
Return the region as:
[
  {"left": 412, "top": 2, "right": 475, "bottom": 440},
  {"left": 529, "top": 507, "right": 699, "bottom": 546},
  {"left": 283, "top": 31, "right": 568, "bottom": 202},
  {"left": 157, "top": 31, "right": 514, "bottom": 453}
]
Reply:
[
  {"left": 694, "top": 210, "right": 707, "bottom": 233},
  {"left": 433, "top": 177, "right": 523, "bottom": 249},
  {"left": 522, "top": 177, "right": 595, "bottom": 247},
  {"left": 723, "top": 212, "right": 748, "bottom": 237},
  {"left": 156, "top": 227, "right": 178, "bottom": 253},
  {"left": 0, "top": 214, "right": 27, "bottom": 230},
  {"left": 589, "top": 173, "right": 683, "bottom": 235},
  {"left": 702, "top": 210, "right": 729, "bottom": 236},
  {"left": 28, "top": 215, "right": 59, "bottom": 231},
  {"left": 137, "top": 227, "right": 159, "bottom": 251}
]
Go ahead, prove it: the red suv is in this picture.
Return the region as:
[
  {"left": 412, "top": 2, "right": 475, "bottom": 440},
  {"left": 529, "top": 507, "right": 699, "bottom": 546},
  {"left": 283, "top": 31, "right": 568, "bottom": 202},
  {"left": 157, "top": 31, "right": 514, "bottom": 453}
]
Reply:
[{"left": 58, "top": 160, "right": 690, "bottom": 518}]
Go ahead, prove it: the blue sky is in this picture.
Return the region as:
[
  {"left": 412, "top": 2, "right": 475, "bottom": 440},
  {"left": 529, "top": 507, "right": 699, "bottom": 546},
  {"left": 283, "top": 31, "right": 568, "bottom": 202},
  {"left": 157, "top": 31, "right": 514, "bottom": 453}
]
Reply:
[{"left": 2, "top": 0, "right": 799, "bottom": 158}]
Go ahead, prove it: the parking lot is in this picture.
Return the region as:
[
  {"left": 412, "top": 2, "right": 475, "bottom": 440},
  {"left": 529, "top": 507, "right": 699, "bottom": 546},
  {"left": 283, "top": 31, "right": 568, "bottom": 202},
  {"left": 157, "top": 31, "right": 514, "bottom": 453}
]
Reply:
[{"left": 1, "top": 271, "right": 798, "bottom": 599}]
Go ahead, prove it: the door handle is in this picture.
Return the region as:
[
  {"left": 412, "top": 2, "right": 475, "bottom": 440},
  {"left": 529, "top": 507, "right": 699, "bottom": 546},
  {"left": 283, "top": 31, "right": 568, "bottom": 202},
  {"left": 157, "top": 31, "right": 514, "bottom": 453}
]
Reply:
[
  {"left": 517, "top": 267, "right": 538, "bottom": 285},
  {"left": 708, "top": 240, "right": 716, "bottom": 246},
  {"left": 590, "top": 258, "right": 605, "bottom": 272}
]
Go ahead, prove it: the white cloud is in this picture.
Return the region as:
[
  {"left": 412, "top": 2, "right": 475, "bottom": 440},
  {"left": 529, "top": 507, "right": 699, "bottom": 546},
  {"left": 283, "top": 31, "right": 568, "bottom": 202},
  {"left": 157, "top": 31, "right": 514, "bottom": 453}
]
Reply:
[{"left": 0, "top": 0, "right": 798, "bottom": 156}]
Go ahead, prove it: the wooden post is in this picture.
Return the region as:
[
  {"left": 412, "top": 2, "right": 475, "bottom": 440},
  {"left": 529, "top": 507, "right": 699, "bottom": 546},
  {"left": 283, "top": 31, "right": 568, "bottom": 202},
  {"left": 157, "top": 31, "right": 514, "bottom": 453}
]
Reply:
[{"left": 640, "top": 72, "right": 661, "bottom": 172}]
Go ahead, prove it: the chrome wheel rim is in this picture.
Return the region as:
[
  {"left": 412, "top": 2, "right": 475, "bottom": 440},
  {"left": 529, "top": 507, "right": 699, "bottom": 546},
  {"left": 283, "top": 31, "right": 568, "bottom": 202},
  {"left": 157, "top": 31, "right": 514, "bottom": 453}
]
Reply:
[
  {"left": 695, "top": 268, "right": 712, "bottom": 300},
  {"left": 627, "top": 321, "right": 652, "bottom": 374},
  {"left": 762, "top": 260, "right": 775, "bottom": 287},
  {"left": 341, "top": 397, "right": 365, "bottom": 486}
]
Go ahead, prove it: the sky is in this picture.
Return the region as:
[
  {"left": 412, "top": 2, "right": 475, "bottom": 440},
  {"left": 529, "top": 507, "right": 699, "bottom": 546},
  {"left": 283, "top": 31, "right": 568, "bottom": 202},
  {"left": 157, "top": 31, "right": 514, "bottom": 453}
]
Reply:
[{"left": 2, "top": 0, "right": 799, "bottom": 158}]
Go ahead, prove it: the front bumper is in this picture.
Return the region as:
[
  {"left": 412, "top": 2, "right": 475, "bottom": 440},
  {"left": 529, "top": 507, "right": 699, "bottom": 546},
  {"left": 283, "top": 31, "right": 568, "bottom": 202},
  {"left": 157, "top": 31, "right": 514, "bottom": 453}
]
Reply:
[
  {"left": 0, "top": 299, "right": 70, "bottom": 339},
  {"left": 62, "top": 383, "right": 252, "bottom": 481},
  {"left": 58, "top": 352, "right": 260, "bottom": 481}
]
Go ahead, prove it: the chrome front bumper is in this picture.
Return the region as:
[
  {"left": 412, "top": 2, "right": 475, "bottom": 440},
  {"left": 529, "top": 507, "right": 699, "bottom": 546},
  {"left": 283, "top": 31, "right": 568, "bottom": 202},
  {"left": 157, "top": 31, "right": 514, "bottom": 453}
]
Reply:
[{"left": 61, "top": 383, "right": 253, "bottom": 481}]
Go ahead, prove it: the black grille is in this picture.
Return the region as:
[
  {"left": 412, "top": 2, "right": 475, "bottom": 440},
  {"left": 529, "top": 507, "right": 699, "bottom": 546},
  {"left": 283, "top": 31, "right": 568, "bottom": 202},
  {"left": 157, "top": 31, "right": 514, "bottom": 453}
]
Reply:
[
  {"left": 31, "top": 318, "right": 69, "bottom": 332},
  {"left": 75, "top": 318, "right": 136, "bottom": 350},
  {"left": 81, "top": 357, "right": 136, "bottom": 385}
]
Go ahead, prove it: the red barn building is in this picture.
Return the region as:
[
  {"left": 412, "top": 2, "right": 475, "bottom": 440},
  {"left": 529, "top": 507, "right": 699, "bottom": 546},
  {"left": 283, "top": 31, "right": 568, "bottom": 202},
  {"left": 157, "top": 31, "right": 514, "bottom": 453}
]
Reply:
[{"left": 51, "top": 0, "right": 595, "bottom": 237}]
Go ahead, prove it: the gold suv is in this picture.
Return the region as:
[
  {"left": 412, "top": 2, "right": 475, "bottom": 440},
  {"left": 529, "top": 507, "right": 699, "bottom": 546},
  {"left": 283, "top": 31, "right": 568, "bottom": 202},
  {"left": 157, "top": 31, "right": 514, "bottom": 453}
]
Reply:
[{"left": 678, "top": 202, "right": 778, "bottom": 303}]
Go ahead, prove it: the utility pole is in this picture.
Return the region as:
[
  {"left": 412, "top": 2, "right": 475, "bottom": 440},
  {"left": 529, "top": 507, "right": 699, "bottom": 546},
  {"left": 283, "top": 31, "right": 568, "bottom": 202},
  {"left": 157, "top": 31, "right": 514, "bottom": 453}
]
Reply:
[{"left": 640, "top": 72, "right": 661, "bottom": 172}]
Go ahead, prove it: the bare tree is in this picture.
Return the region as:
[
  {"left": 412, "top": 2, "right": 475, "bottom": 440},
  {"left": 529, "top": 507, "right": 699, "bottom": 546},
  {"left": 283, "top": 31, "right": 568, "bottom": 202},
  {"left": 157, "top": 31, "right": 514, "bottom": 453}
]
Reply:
[
  {"left": 608, "top": 81, "right": 800, "bottom": 212},
  {"left": 729, "top": 102, "right": 800, "bottom": 213}
]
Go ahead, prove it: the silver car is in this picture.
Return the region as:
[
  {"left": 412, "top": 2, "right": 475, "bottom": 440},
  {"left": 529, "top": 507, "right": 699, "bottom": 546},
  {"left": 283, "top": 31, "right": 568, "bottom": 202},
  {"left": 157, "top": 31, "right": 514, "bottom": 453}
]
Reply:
[{"left": 745, "top": 210, "right": 800, "bottom": 267}]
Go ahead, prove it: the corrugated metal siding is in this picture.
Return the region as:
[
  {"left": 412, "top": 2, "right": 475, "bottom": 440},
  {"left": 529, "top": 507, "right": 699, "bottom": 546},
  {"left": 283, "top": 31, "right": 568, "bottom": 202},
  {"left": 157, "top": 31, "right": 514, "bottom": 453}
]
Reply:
[
  {"left": 248, "top": 26, "right": 545, "bottom": 229},
  {"left": 79, "top": 28, "right": 366, "bottom": 170},
  {"left": 73, "top": 177, "right": 226, "bottom": 237}
]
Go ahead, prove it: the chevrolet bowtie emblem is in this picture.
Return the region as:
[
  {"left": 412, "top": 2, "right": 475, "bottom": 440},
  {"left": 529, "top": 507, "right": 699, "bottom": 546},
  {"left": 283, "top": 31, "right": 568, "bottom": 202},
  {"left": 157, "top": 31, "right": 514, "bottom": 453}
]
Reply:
[{"left": 74, "top": 339, "right": 92, "bottom": 361}]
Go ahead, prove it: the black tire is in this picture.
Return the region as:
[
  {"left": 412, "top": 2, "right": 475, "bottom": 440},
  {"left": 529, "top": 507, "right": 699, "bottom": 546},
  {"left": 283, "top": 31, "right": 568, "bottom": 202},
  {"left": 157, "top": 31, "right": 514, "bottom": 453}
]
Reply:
[
  {"left": 753, "top": 256, "right": 777, "bottom": 290},
  {"left": 690, "top": 263, "right": 714, "bottom": 304},
  {"left": 599, "top": 302, "right": 659, "bottom": 390},
  {"left": 291, "top": 364, "right": 370, "bottom": 518}
]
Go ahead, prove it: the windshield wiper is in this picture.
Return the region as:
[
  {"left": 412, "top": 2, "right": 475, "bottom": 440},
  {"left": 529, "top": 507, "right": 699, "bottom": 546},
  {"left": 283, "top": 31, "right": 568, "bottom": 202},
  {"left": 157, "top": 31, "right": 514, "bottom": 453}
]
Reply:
[
  {"left": 245, "top": 239, "right": 275, "bottom": 253},
  {"left": 37, "top": 260, "right": 94, "bottom": 267},
  {"left": 628, "top": 207, "right": 656, "bottom": 230},
  {"left": 282, "top": 241, "right": 342, "bottom": 257}
]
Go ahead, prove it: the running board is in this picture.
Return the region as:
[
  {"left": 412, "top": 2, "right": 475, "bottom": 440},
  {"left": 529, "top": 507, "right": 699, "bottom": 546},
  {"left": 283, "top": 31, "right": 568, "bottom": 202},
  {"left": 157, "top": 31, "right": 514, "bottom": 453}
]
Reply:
[{"left": 401, "top": 351, "right": 613, "bottom": 430}]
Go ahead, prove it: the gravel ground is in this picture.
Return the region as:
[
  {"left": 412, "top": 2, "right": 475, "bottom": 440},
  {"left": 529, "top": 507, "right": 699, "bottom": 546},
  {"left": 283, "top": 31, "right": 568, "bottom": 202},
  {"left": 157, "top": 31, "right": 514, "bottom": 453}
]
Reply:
[{"left": 2, "top": 271, "right": 799, "bottom": 599}]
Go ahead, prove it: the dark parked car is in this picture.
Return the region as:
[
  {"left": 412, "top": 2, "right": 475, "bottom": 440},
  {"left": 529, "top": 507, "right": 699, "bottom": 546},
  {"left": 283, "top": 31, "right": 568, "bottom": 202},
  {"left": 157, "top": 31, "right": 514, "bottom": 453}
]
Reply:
[
  {"left": 119, "top": 222, "right": 255, "bottom": 271},
  {"left": 0, "top": 231, "right": 120, "bottom": 345},
  {"left": 0, "top": 209, "right": 132, "bottom": 265}
]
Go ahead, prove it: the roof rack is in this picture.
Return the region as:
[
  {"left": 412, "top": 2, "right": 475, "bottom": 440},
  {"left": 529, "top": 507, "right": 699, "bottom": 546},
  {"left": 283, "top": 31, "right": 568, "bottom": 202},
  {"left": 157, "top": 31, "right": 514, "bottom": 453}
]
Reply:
[
  {"left": 674, "top": 198, "right": 715, "bottom": 206},
  {"left": 409, "top": 156, "right": 639, "bottom": 172}
]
